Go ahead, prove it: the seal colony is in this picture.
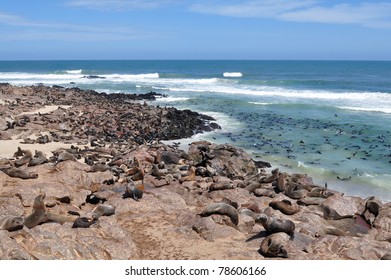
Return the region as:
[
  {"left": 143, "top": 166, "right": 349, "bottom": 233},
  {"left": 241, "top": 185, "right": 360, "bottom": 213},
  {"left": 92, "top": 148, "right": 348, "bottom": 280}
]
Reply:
[{"left": 1, "top": 84, "right": 391, "bottom": 260}]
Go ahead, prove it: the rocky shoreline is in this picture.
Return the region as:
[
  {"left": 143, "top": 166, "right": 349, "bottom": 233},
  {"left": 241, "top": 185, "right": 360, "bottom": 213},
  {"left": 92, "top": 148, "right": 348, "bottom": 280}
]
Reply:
[{"left": 1, "top": 84, "right": 391, "bottom": 260}]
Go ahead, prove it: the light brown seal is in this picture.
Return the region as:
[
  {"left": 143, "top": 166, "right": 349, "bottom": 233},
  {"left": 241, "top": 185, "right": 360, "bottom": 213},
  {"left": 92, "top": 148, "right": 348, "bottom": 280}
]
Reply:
[
  {"left": 258, "top": 232, "right": 289, "bottom": 258},
  {"left": 14, "top": 149, "right": 33, "bottom": 167},
  {"left": 269, "top": 200, "right": 300, "bottom": 215},
  {"left": 179, "top": 166, "right": 196, "bottom": 183},
  {"left": 54, "top": 151, "right": 77, "bottom": 166},
  {"left": 260, "top": 168, "right": 279, "bottom": 184},
  {"left": 0, "top": 216, "right": 24, "bottom": 231},
  {"left": 28, "top": 150, "right": 48, "bottom": 167},
  {"left": 91, "top": 204, "right": 116, "bottom": 220},
  {"left": 199, "top": 202, "right": 239, "bottom": 225},
  {"left": 256, "top": 214, "right": 295, "bottom": 237},
  {"left": 285, "top": 184, "right": 307, "bottom": 199},
  {"left": 24, "top": 193, "right": 47, "bottom": 228},
  {"left": 122, "top": 182, "right": 143, "bottom": 201},
  {"left": 24, "top": 193, "right": 77, "bottom": 228},
  {"left": 2, "top": 167, "right": 38, "bottom": 179}
]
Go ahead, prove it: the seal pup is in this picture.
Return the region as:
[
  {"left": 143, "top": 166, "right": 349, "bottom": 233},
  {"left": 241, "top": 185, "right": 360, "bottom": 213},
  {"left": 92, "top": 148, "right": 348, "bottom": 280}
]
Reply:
[
  {"left": 256, "top": 214, "right": 295, "bottom": 238},
  {"left": 72, "top": 217, "right": 96, "bottom": 229},
  {"left": 28, "top": 150, "right": 48, "bottom": 167},
  {"left": 2, "top": 167, "right": 38, "bottom": 179},
  {"left": 85, "top": 193, "right": 107, "bottom": 204},
  {"left": 122, "top": 181, "right": 143, "bottom": 201},
  {"left": 91, "top": 204, "right": 116, "bottom": 220},
  {"left": 0, "top": 216, "right": 24, "bottom": 231},
  {"left": 269, "top": 200, "right": 300, "bottom": 215},
  {"left": 258, "top": 232, "right": 289, "bottom": 258},
  {"left": 199, "top": 202, "right": 239, "bottom": 226},
  {"left": 14, "top": 149, "right": 32, "bottom": 167}
]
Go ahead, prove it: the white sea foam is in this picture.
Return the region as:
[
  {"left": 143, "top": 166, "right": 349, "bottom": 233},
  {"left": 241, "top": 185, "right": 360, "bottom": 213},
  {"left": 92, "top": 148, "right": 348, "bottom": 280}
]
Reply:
[
  {"left": 66, "top": 69, "right": 82, "bottom": 74},
  {"left": 248, "top": 102, "right": 273, "bottom": 105},
  {"left": 223, "top": 72, "right": 243, "bottom": 77},
  {"left": 338, "top": 106, "right": 391, "bottom": 114},
  {"left": 157, "top": 97, "right": 190, "bottom": 102}
]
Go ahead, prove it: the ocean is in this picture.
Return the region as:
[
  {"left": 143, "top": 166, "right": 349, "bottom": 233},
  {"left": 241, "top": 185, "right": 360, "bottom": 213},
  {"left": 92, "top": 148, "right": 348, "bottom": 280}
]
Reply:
[{"left": 1, "top": 60, "right": 391, "bottom": 201}]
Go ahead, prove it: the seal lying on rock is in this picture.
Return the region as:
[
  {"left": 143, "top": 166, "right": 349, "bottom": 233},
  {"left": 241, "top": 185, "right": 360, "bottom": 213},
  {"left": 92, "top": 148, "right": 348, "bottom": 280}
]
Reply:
[
  {"left": 256, "top": 214, "right": 295, "bottom": 238},
  {"left": 14, "top": 149, "right": 32, "bottom": 167},
  {"left": 269, "top": 200, "right": 300, "bottom": 215},
  {"left": 258, "top": 232, "right": 289, "bottom": 258},
  {"left": 2, "top": 167, "right": 38, "bottom": 179},
  {"left": 122, "top": 182, "right": 143, "bottom": 201},
  {"left": 28, "top": 150, "right": 48, "bottom": 167},
  {"left": 72, "top": 217, "right": 96, "bottom": 229},
  {"left": 199, "top": 202, "right": 239, "bottom": 226},
  {"left": 0, "top": 216, "right": 24, "bottom": 231},
  {"left": 91, "top": 204, "right": 116, "bottom": 220}
]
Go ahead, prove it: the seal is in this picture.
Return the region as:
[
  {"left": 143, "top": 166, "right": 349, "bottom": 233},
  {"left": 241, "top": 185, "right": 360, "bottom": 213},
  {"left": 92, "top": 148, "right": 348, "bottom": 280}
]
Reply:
[
  {"left": 14, "top": 149, "right": 32, "bottom": 167},
  {"left": 54, "top": 151, "right": 77, "bottom": 166},
  {"left": 0, "top": 215, "right": 24, "bottom": 231},
  {"left": 258, "top": 232, "right": 289, "bottom": 258},
  {"left": 256, "top": 214, "right": 295, "bottom": 237},
  {"left": 269, "top": 200, "right": 300, "bottom": 215},
  {"left": 2, "top": 167, "right": 38, "bottom": 179},
  {"left": 24, "top": 193, "right": 47, "bottom": 228},
  {"left": 179, "top": 166, "right": 196, "bottom": 183},
  {"left": 208, "top": 181, "right": 234, "bottom": 192},
  {"left": 91, "top": 204, "right": 116, "bottom": 220},
  {"left": 285, "top": 184, "right": 307, "bottom": 199},
  {"left": 122, "top": 182, "right": 143, "bottom": 201},
  {"left": 260, "top": 168, "right": 279, "bottom": 184},
  {"left": 72, "top": 217, "right": 95, "bottom": 228},
  {"left": 24, "top": 193, "right": 77, "bottom": 228},
  {"left": 28, "top": 150, "right": 48, "bottom": 167},
  {"left": 199, "top": 202, "right": 239, "bottom": 225}
]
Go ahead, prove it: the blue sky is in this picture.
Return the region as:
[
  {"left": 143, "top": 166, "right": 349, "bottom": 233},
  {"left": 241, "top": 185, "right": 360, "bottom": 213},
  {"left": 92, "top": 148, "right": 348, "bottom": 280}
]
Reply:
[{"left": 1, "top": 0, "right": 391, "bottom": 60}]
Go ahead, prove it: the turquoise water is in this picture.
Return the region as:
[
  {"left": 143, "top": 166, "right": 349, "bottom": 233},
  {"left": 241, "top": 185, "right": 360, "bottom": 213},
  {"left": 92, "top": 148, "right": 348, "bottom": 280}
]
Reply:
[{"left": 1, "top": 60, "right": 391, "bottom": 201}]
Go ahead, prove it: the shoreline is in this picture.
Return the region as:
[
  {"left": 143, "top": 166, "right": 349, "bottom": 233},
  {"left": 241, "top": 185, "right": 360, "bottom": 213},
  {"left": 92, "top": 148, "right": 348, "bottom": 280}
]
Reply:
[{"left": 1, "top": 84, "right": 391, "bottom": 260}]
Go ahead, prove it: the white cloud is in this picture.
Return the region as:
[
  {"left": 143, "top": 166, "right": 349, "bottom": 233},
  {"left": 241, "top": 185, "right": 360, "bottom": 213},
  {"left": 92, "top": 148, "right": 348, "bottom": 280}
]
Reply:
[{"left": 191, "top": 0, "right": 391, "bottom": 29}]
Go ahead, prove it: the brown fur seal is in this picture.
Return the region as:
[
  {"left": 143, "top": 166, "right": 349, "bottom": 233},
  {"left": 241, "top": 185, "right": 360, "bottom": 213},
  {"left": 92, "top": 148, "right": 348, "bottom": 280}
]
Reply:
[
  {"left": 24, "top": 193, "right": 47, "bottom": 228},
  {"left": 2, "top": 167, "right": 38, "bottom": 179},
  {"left": 260, "top": 168, "right": 279, "bottom": 183},
  {"left": 24, "top": 193, "right": 77, "bottom": 228},
  {"left": 199, "top": 202, "right": 239, "bottom": 225},
  {"left": 208, "top": 181, "right": 234, "bottom": 192},
  {"left": 258, "top": 232, "right": 289, "bottom": 258},
  {"left": 239, "top": 208, "right": 258, "bottom": 220},
  {"left": 91, "top": 204, "right": 116, "bottom": 220},
  {"left": 122, "top": 182, "right": 143, "bottom": 201},
  {"left": 14, "top": 149, "right": 32, "bottom": 167},
  {"left": 86, "top": 163, "right": 109, "bottom": 173},
  {"left": 54, "top": 151, "right": 77, "bottom": 166},
  {"left": 269, "top": 200, "right": 300, "bottom": 215},
  {"left": 13, "top": 147, "right": 24, "bottom": 157},
  {"left": 285, "top": 184, "right": 307, "bottom": 199},
  {"left": 0, "top": 216, "right": 24, "bottom": 231},
  {"left": 253, "top": 188, "right": 275, "bottom": 198},
  {"left": 27, "top": 150, "right": 48, "bottom": 167},
  {"left": 179, "top": 166, "right": 196, "bottom": 183},
  {"left": 256, "top": 214, "right": 295, "bottom": 237},
  {"left": 72, "top": 217, "right": 95, "bottom": 228}
]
